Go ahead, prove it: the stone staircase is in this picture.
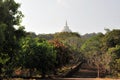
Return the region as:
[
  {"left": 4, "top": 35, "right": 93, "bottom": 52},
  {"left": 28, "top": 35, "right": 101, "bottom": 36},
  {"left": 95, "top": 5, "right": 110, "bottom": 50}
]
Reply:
[
  {"left": 70, "top": 63, "right": 99, "bottom": 78},
  {"left": 71, "top": 68, "right": 97, "bottom": 78}
]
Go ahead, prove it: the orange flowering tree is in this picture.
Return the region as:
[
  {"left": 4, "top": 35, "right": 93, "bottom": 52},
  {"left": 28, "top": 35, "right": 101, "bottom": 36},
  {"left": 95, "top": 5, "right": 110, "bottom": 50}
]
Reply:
[{"left": 49, "top": 39, "right": 72, "bottom": 68}]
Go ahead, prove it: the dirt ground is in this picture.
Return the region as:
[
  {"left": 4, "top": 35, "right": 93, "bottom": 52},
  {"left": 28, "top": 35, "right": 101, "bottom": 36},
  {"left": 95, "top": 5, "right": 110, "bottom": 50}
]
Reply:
[
  {"left": 55, "top": 78, "right": 120, "bottom": 80},
  {"left": 3, "top": 78, "right": 120, "bottom": 80}
]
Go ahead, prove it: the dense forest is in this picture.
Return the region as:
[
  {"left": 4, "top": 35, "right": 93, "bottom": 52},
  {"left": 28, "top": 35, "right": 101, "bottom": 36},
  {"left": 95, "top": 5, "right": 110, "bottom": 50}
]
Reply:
[{"left": 0, "top": 0, "right": 120, "bottom": 79}]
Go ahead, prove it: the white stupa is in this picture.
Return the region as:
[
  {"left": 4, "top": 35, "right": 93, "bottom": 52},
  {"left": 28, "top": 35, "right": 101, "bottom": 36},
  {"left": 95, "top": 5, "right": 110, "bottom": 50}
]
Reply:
[{"left": 61, "top": 21, "right": 72, "bottom": 32}]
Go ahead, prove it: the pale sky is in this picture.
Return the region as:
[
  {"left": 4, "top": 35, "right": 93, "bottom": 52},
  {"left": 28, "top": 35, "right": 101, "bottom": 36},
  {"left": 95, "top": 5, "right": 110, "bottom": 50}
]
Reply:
[{"left": 15, "top": 0, "right": 120, "bottom": 35}]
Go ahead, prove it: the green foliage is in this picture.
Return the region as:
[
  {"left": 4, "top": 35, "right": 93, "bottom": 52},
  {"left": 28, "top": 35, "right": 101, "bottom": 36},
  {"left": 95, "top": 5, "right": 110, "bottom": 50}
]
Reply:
[
  {"left": 81, "top": 33, "right": 104, "bottom": 54},
  {"left": 0, "top": 0, "right": 23, "bottom": 26},
  {"left": 103, "top": 29, "right": 120, "bottom": 48},
  {"left": 0, "top": 23, "right": 7, "bottom": 45},
  {"left": 38, "top": 34, "right": 54, "bottom": 40},
  {"left": 81, "top": 34, "right": 101, "bottom": 62},
  {"left": 0, "top": 0, "right": 24, "bottom": 76},
  {"left": 19, "top": 37, "right": 56, "bottom": 77},
  {"left": 54, "top": 32, "right": 81, "bottom": 39},
  {"left": 81, "top": 33, "right": 110, "bottom": 77},
  {"left": 38, "top": 32, "right": 82, "bottom": 66},
  {"left": 102, "top": 30, "right": 120, "bottom": 77},
  {"left": 62, "top": 37, "right": 83, "bottom": 64},
  {"left": 107, "top": 45, "right": 120, "bottom": 77},
  {"left": 81, "top": 33, "right": 97, "bottom": 39},
  {"left": 26, "top": 32, "right": 37, "bottom": 38},
  {"left": 15, "top": 26, "right": 26, "bottom": 39},
  {"left": 54, "top": 32, "right": 83, "bottom": 64}
]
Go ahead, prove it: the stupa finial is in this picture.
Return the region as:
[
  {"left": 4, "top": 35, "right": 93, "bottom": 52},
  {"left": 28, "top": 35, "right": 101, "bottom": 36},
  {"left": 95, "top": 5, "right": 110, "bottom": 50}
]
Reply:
[{"left": 66, "top": 20, "right": 68, "bottom": 26}]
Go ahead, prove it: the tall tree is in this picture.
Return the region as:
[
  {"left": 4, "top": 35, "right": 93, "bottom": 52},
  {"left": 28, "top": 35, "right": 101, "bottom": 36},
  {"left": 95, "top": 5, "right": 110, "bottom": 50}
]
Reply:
[
  {"left": 19, "top": 37, "right": 56, "bottom": 78},
  {"left": 0, "top": 0, "right": 24, "bottom": 76},
  {"left": 49, "top": 39, "right": 72, "bottom": 68},
  {"left": 81, "top": 33, "right": 109, "bottom": 77},
  {"left": 102, "top": 30, "right": 120, "bottom": 77}
]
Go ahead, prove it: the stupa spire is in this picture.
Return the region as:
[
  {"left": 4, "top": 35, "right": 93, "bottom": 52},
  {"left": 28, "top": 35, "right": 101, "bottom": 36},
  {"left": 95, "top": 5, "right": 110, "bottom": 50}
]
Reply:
[
  {"left": 61, "top": 20, "right": 72, "bottom": 32},
  {"left": 66, "top": 20, "right": 68, "bottom": 26}
]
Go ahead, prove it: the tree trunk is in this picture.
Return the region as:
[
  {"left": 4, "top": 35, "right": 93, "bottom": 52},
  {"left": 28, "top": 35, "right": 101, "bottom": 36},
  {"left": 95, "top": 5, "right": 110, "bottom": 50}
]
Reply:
[
  {"left": 41, "top": 70, "right": 46, "bottom": 78},
  {"left": 54, "top": 69, "right": 57, "bottom": 75},
  {"left": 0, "top": 63, "right": 2, "bottom": 76},
  {"left": 97, "top": 65, "right": 100, "bottom": 78},
  {"left": 29, "top": 69, "right": 33, "bottom": 77}
]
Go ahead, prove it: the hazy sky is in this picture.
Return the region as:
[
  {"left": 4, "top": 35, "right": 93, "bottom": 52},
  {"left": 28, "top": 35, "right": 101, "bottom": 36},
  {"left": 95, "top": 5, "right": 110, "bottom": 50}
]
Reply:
[{"left": 15, "top": 0, "right": 120, "bottom": 35}]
